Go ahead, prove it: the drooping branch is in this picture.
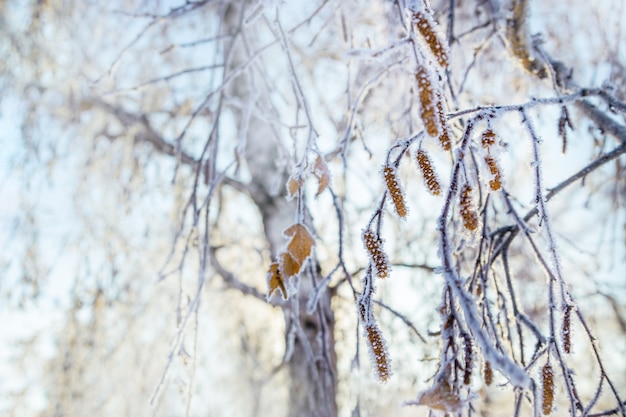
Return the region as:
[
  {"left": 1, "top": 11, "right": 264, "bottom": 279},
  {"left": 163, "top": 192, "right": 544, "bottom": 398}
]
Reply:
[
  {"left": 578, "top": 100, "right": 626, "bottom": 144},
  {"left": 86, "top": 98, "right": 201, "bottom": 168},
  {"left": 210, "top": 247, "right": 267, "bottom": 301}
]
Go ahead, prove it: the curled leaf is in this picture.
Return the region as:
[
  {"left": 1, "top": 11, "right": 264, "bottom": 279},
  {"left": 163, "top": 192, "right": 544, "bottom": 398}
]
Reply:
[
  {"left": 267, "top": 262, "right": 287, "bottom": 299},
  {"left": 406, "top": 377, "right": 463, "bottom": 413},
  {"left": 313, "top": 155, "right": 331, "bottom": 196},
  {"left": 286, "top": 175, "right": 303, "bottom": 200}
]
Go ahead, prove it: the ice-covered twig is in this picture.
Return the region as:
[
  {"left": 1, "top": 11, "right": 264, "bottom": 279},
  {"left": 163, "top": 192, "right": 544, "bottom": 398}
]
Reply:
[
  {"left": 273, "top": 12, "right": 318, "bottom": 153},
  {"left": 521, "top": 109, "right": 565, "bottom": 280},
  {"left": 438, "top": 116, "right": 531, "bottom": 388},
  {"left": 447, "top": 88, "right": 613, "bottom": 120},
  {"left": 373, "top": 299, "right": 427, "bottom": 344}
]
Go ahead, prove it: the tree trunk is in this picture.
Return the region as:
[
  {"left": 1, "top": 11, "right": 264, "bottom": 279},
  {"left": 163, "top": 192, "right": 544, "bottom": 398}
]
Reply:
[
  {"left": 243, "top": 85, "right": 338, "bottom": 417},
  {"left": 285, "top": 279, "right": 337, "bottom": 417},
  {"left": 244, "top": 95, "right": 338, "bottom": 417},
  {"left": 223, "top": 3, "right": 338, "bottom": 416}
]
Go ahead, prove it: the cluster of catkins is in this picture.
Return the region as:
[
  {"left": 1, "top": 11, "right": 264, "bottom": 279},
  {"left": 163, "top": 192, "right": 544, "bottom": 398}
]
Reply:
[{"left": 359, "top": 0, "right": 513, "bottom": 389}]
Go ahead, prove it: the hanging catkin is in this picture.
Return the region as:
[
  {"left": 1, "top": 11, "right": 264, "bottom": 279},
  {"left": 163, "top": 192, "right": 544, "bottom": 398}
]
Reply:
[
  {"left": 416, "top": 66, "right": 440, "bottom": 138},
  {"left": 383, "top": 165, "right": 408, "bottom": 218},
  {"left": 365, "top": 324, "right": 392, "bottom": 382},
  {"left": 412, "top": 10, "right": 449, "bottom": 69},
  {"left": 542, "top": 363, "right": 554, "bottom": 415},
  {"left": 460, "top": 184, "right": 479, "bottom": 231},
  {"left": 362, "top": 229, "right": 390, "bottom": 279},
  {"left": 484, "top": 155, "right": 502, "bottom": 191},
  {"left": 417, "top": 149, "right": 441, "bottom": 195}
]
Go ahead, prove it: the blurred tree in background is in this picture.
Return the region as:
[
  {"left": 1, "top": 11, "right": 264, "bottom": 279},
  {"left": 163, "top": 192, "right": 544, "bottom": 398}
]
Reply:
[{"left": 0, "top": 0, "right": 625, "bottom": 416}]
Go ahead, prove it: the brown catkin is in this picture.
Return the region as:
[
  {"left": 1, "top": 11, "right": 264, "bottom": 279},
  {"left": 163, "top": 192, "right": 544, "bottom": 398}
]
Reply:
[
  {"left": 436, "top": 96, "right": 452, "bottom": 151},
  {"left": 416, "top": 66, "right": 439, "bottom": 138},
  {"left": 482, "top": 129, "right": 496, "bottom": 149},
  {"left": 365, "top": 324, "right": 391, "bottom": 382},
  {"left": 484, "top": 155, "right": 502, "bottom": 191},
  {"left": 417, "top": 149, "right": 441, "bottom": 195},
  {"left": 484, "top": 361, "right": 493, "bottom": 386},
  {"left": 383, "top": 165, "right": 408, "bottom": 218},
  {"left": 563, "top": 306, "right": 572, "bottom": 354},
  {"left": 460, "top": 184, "right": 479, "bottom": 231},
  {"left": 362, "top": 229, "right": 390, "bottom": 279},
  {"left": 413, "top": 11, "right": 449, "bottom": 69},
  {"left": 463, "top": 335, "right": 473, "bottom": 385},
  {"left": 542, "top": 363, "right": 554, "bottom": 415}
]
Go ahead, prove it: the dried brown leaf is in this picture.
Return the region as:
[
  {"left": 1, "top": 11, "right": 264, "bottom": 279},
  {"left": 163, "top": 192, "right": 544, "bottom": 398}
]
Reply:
[
  {"left": 314, "top": 156, "right": 331, "bottom": 196},
  {"left": 279, "top": 251, "right": 301, "bottom": 277},
  {"left": 317, "top": 173, "right": 330, "bottom": 196},
  {"left": 412, "top": 380, "right": 462, "bottom": 413},
  {"left": 286, "top": 176, "right": 303, "bottom": 200},
  {"left": 267, "top": 262, "right": 287, "bottom": 299},
  {"left": 284, "top": 223, "right": 315, "bottom": 265}
]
